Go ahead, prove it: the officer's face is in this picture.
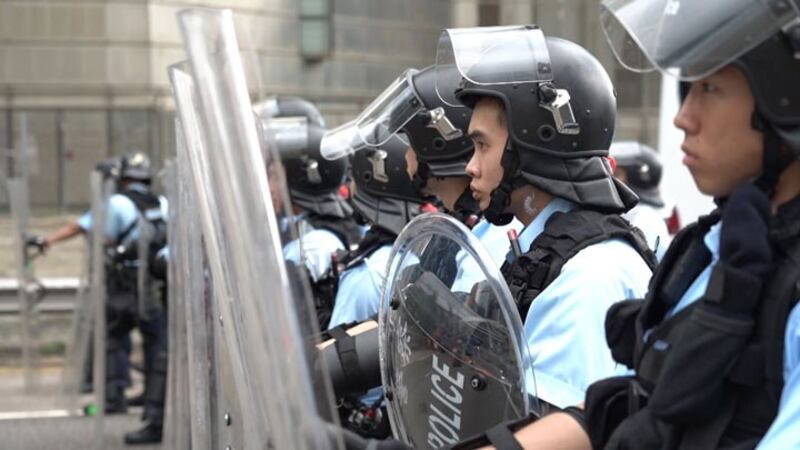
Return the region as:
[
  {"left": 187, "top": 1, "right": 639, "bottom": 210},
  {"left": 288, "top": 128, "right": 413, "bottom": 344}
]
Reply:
[
  {"left": 427, "top": 177, "right": 470, "bottom": 211},
  {"left": 405, "top": 147, "right": 419, "bottom": 179},
  {"left": 405, "top": 147, "right": 469, "bottom": 211},
  {"left": 267, "top": 160, "right": 285, "bottom": 214},
  {"left": 466, "top": 98, "right": 508, "bottom": 211},
  {"left": 674, "top": 66, "right": 763, "bottom": 198}
]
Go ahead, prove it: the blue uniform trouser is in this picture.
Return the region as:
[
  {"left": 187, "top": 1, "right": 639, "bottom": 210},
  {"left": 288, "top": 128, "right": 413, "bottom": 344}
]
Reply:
[{"left": 105, "top": 268, "right": 167, "bottom": 408}]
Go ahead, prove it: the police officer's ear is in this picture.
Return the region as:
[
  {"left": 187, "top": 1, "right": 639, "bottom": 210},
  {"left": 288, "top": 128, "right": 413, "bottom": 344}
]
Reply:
[{"left": 613, "top": 166, "right": 628, "bottom": 184}]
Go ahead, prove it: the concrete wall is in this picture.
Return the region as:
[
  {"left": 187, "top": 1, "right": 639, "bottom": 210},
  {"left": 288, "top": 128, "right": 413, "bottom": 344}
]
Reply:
[
  {"left": 0, "top": 0, "right": 456, "bottom": 208},
  {"left": 0, "top": 0, "right": 659, "bottom": 209}
]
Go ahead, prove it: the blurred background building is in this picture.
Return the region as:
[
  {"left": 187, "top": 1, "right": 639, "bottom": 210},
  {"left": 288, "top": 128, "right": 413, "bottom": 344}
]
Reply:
[{"left": 0, "top": 0, "right": 660, "bottom": 210}]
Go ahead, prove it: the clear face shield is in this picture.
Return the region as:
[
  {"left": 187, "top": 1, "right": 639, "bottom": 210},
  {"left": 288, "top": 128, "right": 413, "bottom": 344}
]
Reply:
[
  {"left": 354, "top": 69, "right": 422, "bottom": 148},
  {"left": 321, "top": 68, "right": 469, "bottom": 162},
  {"left": 434, "top": 25, "right": 580, "bottom": 135},
  {"left": 434, "top": 25, "right": 555, "bottom": 107},
  {"left": 600, "top": 0, "right": 800, "bottom": 81},
  {"left": 320, "top": 120, "right": 365, "bottom": 161}
]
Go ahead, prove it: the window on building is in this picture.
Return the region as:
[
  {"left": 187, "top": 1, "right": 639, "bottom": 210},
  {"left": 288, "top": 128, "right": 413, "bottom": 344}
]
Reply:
[
  {"left": 300, "top": 0, "right": 332, "bottom": 61},
  {"left": 479, "top": 0, "right": 500, "bottom": 26}
]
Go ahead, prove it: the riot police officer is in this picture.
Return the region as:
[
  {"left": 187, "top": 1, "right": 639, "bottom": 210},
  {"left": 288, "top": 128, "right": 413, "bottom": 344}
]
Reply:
[
  {"left": 257, "top": 106, "right": 362, "bottom": 329},
  {"left": 40, "top": 152, "right": 169, "bottom": 444},
  {"left": 327, "top": 132, "right": 429, "bottom": 328},
  {"left": 321, "top": 131, "right": 430, "bottom": 437},
  {"left": 399, "top": 66, "right": 523, "bottom": 269},
  {"left": 610, "top": 141, "right": 672, "bottom": 260},
  {"left": 434, "top": 26, "right": 656, "bottom": 417},
  {"left": 475, "top": 2, "right": 800, "bottom": 448}
]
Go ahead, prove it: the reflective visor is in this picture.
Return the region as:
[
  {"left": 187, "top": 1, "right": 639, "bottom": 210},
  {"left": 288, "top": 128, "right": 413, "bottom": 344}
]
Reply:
[
  {"left": 354, "top": 69, "right": 421, "bottom": 147},
  {"left": 435, "top": 25, "right": 553, "bottom": 106},
  {"left": 320, "top": 119, "right": 364, "bottom": 160},
  {"left": 600, "top": 0, "right": 800, "bottom": 81}
]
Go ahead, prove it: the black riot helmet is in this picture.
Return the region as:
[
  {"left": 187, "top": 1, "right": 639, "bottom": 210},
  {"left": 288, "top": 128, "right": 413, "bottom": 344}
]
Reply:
[
  {"left": 610, "top": 141, "right": 665, "bottom": 207},
  {"left": 96, "top": 156, "right": 121, "bottom": 180},
  {"left": 437, "top": 26, "right": 637, "bottom": 225},
  {"left": 257, "top": 115, "right": 352, "bottom": 219},
  {"left": 600, "top": 0, "right": 800, "bottom": 193},
  {"left": 119, "top": 152, "right": 152, "bottom": 183},
  {"left": 328, "top": 66, "right": 479, "bottom": 222},
  {"left": 349, "top": 133, "right": 430, "bottom": 236},
  {"left": 404, "top": 67, "right": 474, "bottom": 182},
  {"left": 403, "top": 67, "right": 481, "bottom": 221}
]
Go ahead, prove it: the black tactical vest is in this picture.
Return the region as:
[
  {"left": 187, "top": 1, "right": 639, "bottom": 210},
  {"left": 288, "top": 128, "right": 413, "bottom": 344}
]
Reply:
[
  {"left": 500, "top": 208, "right": 658, "bottom": 321},
  {"left": 587, "top": 204, "right": 800, "bottom": 450},
  {"left": 118, "top": 189, "right": 167, "bottom": 250}
]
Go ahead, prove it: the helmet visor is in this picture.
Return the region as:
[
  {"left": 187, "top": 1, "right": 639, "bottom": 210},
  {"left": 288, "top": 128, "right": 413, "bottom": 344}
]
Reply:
[
  {"left": 320, "top": 119, "right": 365, "bottom": 160},
  {"left": 354, "top": 69, "right": 421, "bottom": 147},
  {"left": 435, "top": 25, "right": 553, "bottom": 107},
  {"left": 600, "top": 0, "right": 800, "bottom": 81}
]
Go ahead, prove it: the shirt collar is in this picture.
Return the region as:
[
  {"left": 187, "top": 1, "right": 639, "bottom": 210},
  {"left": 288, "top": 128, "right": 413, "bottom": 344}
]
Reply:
[
  {"left": 516, "top": 198, "right": 576, "bottom": 254},
  {"left": 704, "top": 220, "right": 722, "bottom": 263}
]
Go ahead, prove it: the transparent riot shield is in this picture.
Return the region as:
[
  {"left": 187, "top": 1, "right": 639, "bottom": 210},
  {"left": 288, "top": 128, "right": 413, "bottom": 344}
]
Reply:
[
  {"left": 172, "top": 8, "right": 341, "bottom": 448},
  {"left": 171, "top": 64, "right": 227, "bottom": 449},
  {"left": 161, "top": 158, "right": 192, "bottom": 450},
  {"left": 380, "top": 213, "right": 535, "bottom": 449},
  {"left": 173, "top": 121, "right": 215, "bottom": 450},
  {"left": 4, "top": 113, "right": 78, "bottom": 416},
  {"left": 8, "top": 179, "right": 40, "bottom": 393},
  {"left": 89, "top": 171, "right": 112, "bottom": 449},
  {"left": 60, "top": 237, "right": 93, "bottom": 414},
  {"left": 7, "top": 113, "right": 42, "bottom": 394}
]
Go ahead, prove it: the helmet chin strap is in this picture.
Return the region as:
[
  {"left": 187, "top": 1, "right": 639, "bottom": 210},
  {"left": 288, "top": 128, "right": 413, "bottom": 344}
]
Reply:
[
  {"left": 411, "top": 161, "right": 430, "bottom": 194},
  {"left": 450, "top": 187, "right": 481, "bottom": 228},
  {"left": 752, "top": 111, "right": 794, "bottom": 196},
  {"left": 485, "top": 141, "right": 522, "bottom": 226}
]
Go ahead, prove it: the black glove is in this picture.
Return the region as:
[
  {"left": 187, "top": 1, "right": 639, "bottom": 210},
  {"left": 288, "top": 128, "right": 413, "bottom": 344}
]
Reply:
[
  {"left": 26, "top": 235, "right": 48, "bottom": 255},
  {"left": 604, "top": 408, "right": 668, "bottom": 450},
  {"left": 719, "top": 183, "right": 772, "bottom": 277}
]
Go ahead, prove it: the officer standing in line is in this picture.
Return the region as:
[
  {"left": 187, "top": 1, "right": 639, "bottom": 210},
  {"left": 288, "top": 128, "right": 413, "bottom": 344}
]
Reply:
[
  {"left": 262, "top": 115, "right": 362, "bottom": 329},
  {"left": 326, "top": 132, "right": 429, "bottom": 329},
  {"left": 320, "top": 131, "right": 431, "bottom": 438},
  {"left": 610, "top": 141, "right": 672, "bottom": 260},
  {"left": 470, "top": 1, "right": 800, "bottom": 448},
  {"left": 317, "top": 27, "right": 657, "bottom": 449},
  {"left": 449, "top": 26, "right": 655, "bottom": 411},
  {"left": 398, "top": 66, "right": 523, "bottom": 269},
  {"left": 39, "top": 152, "right": 168, "bottom": 442}
]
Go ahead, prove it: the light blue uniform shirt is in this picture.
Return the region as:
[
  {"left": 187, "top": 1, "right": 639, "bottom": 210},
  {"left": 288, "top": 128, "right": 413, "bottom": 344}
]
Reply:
[
  {"left": 659, "top": 220, "right": 800, "bottom": 449},
  {"left": 78, "top": 183, "right": 167, "bottom": 243},
  {"left": 516, "top": 199, "right": 653, "bottom": 408},
  {"left": 623, "top": 203, "right": 671, "bottom": 261},
  {"left": 328, "top": 244, "right": 394, "bottom": 328},
  {"left": 473, "top": 218, "right": 523, "bottom": 267},
  {"left": 451, "top": 218, "right": 522, "bottom": 292},
  {"left": 283, "top": 219, "right": 347, "bottom": 282},
  {"left": 328, "top": 242, "right": 394, "bottom": 407}
]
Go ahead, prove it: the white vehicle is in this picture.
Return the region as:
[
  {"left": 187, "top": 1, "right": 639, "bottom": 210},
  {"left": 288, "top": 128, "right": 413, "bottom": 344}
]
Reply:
[{"left": 658, "top": 74, "right": 716, "bottom": 230}]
